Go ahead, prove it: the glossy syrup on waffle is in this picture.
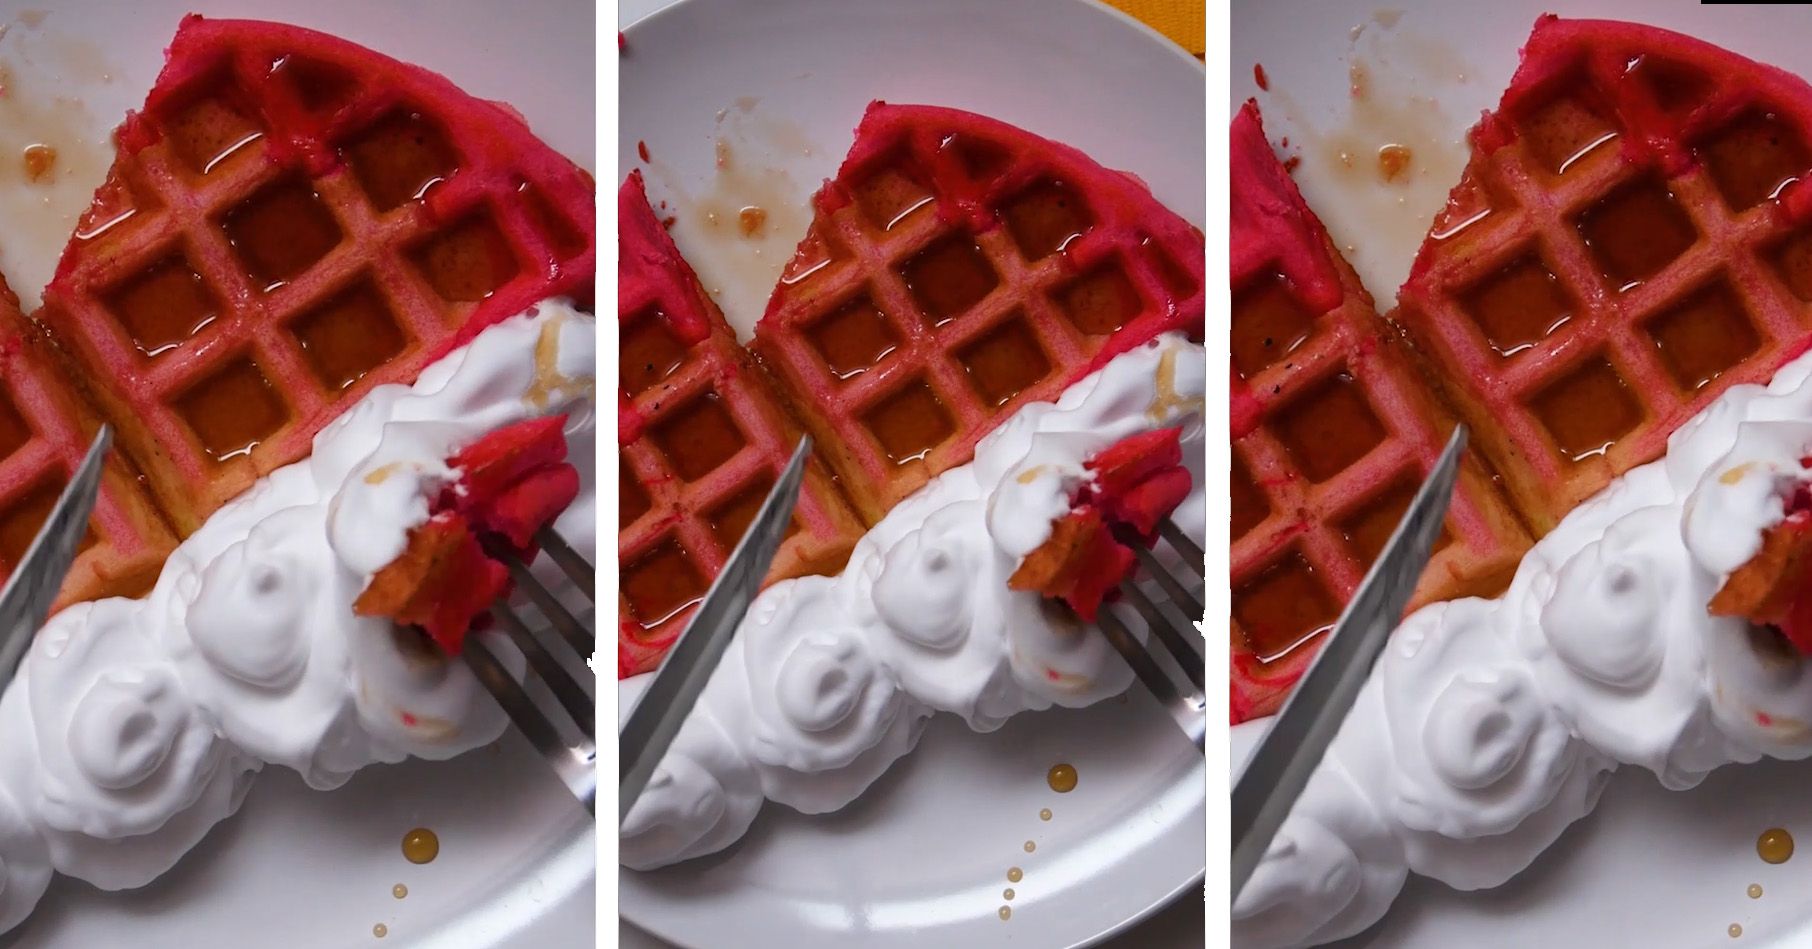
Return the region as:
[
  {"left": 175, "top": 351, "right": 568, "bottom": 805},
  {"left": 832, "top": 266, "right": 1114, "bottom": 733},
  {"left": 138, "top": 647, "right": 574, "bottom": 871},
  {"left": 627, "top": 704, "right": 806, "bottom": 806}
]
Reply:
[{"left": 1233, "top": 16, "right": 1812, "bottom": 723}]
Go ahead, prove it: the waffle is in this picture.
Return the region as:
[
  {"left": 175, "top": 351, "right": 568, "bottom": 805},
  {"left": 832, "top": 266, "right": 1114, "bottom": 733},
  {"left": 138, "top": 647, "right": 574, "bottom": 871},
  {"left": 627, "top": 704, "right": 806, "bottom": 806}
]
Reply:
[
  {"left": 752, "top": 102, "right": 1205, "bottom": 523},
  {"left": 1396, "top": 16, "right": 1812, "bottom": 534},
  {"left": 0, "top": 285, "right": 175, "bottom": 607},
  {"left": 38, "top": 15, "right": 595, "bottom": 536},
  {"left": 1710, "top": 487, "right": 1812, "bottom": 654},
  {"left": 1230, "top": 102, "right": 1532, "bottom": 722},
  {"left": 618, "top": 172, "right": 866, "bottom": 677}
]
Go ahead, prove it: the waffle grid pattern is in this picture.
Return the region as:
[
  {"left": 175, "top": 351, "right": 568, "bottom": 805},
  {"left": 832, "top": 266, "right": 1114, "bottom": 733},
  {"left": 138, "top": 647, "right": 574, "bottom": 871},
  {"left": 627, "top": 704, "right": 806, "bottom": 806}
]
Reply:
[
  {"left": 1230, "top": 102, "right": 1531, "bottom": 721},
  {"left": 618, "top": 175, "right": 865, "bottom": 677},
  {"left": 44, "top": 20, "right": 593, "bottom": 534},
  {"left": 0, "top": 308, "right": 175, "bottom": 605},
  {"left": 1399, "top": 24, "right": 1812, "bottom": 533},
  {"left": 617, "top": 319, "right": 868, "bottom": 676},
  {"left": 755, "top": 106, "right": 1204, "bottom": 522},
  {"left": 1230, "top": 272, "right": 1534, "bottom": 719},
  {"left": 1230, "top": 279, "right": 1530, "bottom": 629}
]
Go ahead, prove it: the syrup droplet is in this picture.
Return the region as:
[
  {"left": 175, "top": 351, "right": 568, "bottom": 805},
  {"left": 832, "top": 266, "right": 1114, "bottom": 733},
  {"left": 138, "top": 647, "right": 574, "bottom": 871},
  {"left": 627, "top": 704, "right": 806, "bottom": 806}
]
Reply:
[
  {"left": 22, "top": 143, "right": 53, "bottom": 182},
  {"left": 738, "top": 206, "right": 768, "bottom": 237},
  {"left": 1749, "top": 883, "right": 1764, "bottom": 899},
  {"left": 373, "top": 923, "right": 389, "bottom": 939},
  {"left": 392, "top": 884, "right": 408, "bottom": 900},
  {"left": 1007, "top": 867, "right": 1023, "bottom": 883},
  {"left": 1003, "top": 888, "right": 1016, "bottom": 900},
  {"left": 1023, "top": 840, "right": 1036, "bottom": 853},
  {"left": 998, "top": 906, "right": 1012, "bottom": 921},
  {"left": 1377, "top": 144, "right": 1412, "bottom": 182},
  {"left": 1046, "top": 763, "right": 1078, "bottom": 793},
  {"left": 1758, "top": 827, "right": 1794, "bottom": 864},
  {"left": 1039, "top": 808, "right": 1052, "bottom": 821},
  {"left": 401, "top": 827, "right": 440, "bottom": 865}
]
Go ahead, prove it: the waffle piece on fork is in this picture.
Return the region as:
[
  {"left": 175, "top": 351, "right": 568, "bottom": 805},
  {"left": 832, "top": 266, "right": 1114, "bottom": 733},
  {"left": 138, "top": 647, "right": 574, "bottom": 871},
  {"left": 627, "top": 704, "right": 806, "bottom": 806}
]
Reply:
[
  {"left": 38, "top": 15, "right": 595, "bottom": 537},
  {"left": 1230, "top": 102, "right": 1532, "bottom": 722},
  {"left": 1396, "top": 16, "right": 1812, "bottom": 534},
  {"left": 618, "top": 172, "right": 866, "bottom": 676},
  {"left": 752, "top": 102, "right": 1205, "bottom": 524}
]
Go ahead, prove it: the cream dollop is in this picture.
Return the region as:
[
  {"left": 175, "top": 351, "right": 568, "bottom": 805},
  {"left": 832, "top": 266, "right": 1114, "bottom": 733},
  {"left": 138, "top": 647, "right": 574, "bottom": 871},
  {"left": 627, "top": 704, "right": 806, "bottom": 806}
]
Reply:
[
  {"left": 0, "top": 300, "right": 595, "bottom": 934},
  {"left": 872, "top": 524, "right": 975, "bottom": 651},
  {"left": 0, "top": 598, "right": 258, "bottom": 892},
  {"left": 621, "top": 333, "right": 1206, "bottom": 871},
  {"left": 741, "top": 579, "right": 919, "bottom": 787},
  {"left": 619, "top": 674, "right": 765, "bottom": 870},
  {"left": 0, "top": 776, "right": 47, "bottom": 934},
  {"left": 1684, "top": 420, "right": 1812, "bottom": 577},
  {"left": 1233, "top": 345, "right": 1812, "bottom": 947}
]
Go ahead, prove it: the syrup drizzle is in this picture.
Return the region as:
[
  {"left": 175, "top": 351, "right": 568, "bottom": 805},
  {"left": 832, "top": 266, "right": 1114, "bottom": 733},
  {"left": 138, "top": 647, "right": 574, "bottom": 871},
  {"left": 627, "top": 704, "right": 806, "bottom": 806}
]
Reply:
[
  {"left": 650, "top": 100, "right": 821, "bottom": 339},
  {"left": 1253, "top": 15, "right": 1471, "bottom": 307}
]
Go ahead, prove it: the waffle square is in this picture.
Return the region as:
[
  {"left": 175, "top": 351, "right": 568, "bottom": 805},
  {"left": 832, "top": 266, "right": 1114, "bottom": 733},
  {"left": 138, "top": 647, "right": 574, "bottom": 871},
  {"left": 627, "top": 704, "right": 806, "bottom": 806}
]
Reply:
[
  {"left": 618, "top": 172, "right": 866, "bottom": 677},
  {"left": 1231, "top": 102, "right": 1532, "bottom": 722},
  {"left": 0, "top": 287, "right": 175, "bottom": 606},
  {"left": 39, "top": 16, "right": 594, "bottom": 536},
  {"left": 753, "top": 102, "right": 1205, "bottom": 523},
  {"left": 1397, "top": 16, "right": 1812, "bottom": 534}
]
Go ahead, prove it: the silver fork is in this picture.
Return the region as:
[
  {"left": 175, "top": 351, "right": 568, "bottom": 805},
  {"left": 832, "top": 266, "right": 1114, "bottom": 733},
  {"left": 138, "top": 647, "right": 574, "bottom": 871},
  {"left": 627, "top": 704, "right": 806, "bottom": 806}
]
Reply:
[
  {"left": 459, "top": 527, "right": 597, "bottom": 813},
  {"left": 1095, "top": 518, "right": 1206, "bottom": 748}
]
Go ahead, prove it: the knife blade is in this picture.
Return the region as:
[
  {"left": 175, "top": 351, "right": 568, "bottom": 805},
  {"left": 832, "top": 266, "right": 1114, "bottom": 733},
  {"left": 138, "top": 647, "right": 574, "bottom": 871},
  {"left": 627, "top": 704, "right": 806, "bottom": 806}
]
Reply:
[
  {"left": 1230, "top": 425, "right": 1467, "bottom": 899},
  {"left": 618, "top": 435, "right": 811, "bottom": 823},
  {"left": 0, "top": 425, "right": 112, "bottom": 687}
]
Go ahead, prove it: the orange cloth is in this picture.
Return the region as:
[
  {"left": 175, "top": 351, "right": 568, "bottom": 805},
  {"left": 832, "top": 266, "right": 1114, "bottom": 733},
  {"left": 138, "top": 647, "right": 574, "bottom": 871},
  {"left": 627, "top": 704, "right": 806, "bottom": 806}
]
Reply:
[{"left": 1101, "top": 0, "right": 1205, "bottom": 57}]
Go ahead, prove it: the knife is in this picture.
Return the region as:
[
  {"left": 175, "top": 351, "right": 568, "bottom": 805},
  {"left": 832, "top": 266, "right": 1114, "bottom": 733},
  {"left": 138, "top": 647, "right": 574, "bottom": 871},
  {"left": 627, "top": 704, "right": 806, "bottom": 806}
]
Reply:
[
  {"left": 1229, "top": 425, "right": 1467, "bottom": 899},
  {"left": 618, "top": 435, "right": 811, "bottom": 823},
  {"left": 0, "top": 425, "right": 112, "bottom": 687}
]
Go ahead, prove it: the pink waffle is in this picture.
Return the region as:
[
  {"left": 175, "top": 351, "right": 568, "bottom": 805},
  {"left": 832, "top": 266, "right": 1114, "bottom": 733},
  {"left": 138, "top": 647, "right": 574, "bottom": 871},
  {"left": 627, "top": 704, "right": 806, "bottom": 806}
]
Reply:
[
  {"left": 618, "top": 172, "right": 866, "bottom": 676},
  {"left": 1231, "top": 102, "right": 1532, "bottom": 722},
  {"left": 752, "top": 102, "right": 1205, "bottom": 523},
  {"left": 0, "top": 288, "right": 175, "bottom": 607},
  {"left": 1397, "top": 16, "right": 1812, "bottom": 534},
  {"left": 39, "top": 15, "right": 594, "bottom": 536}
]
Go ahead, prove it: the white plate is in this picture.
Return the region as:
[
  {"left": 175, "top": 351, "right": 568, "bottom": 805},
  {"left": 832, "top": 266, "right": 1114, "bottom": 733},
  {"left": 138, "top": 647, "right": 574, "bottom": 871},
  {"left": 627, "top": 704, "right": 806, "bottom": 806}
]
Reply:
[
  {"left": 1233, "top": 1, "right": 1812, "bottom": 946},
  {"left": 0, "top": 1, "right": 594, "bottom": 946},
  {"left": 620, "top": 0, "right": 1204, "bottom": 340},
  {"left": 617, "top": 0, "right": 1206, "bottom": 946}
]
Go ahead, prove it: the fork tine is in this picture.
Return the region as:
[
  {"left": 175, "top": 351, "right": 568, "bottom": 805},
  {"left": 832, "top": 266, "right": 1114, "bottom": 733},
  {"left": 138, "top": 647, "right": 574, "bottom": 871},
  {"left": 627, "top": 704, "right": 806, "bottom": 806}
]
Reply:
[
  {"left": 502, "top": 551, "right": 593, "bottom": 656},
  {"left": 464, "top": 632, "right": 598, "bottom": 813},
  {"left": 1157, "top": 519, "right": 1204, "bottom": 579},
  {"left": 464, "top": 633, "right": 564, "bottom": 757},
  {"left": 1097, "top": 606, "right": 1204, "bottom": 749},
  {"left": 1130, "top": 542, "right": 1204, "bottom": 621},
  {"left": 1118, "top": 581, "right": 1204, "bottom": 692},
  {"left": 492, "top": 602, "right": 594, "bottom": 741},
  {"left": 536, "top": 527, "right": 595, "bottom": 601}
]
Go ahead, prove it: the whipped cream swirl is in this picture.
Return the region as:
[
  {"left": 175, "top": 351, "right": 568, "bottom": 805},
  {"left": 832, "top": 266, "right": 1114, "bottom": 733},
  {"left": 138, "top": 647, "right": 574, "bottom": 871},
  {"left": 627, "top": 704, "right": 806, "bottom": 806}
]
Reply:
[
  {"left": 621, "top": 334, "right": 1207, "bottom": 871},
  {"left": 0, "top": 299, "right": 596, "bottom": 936},
  {"left": 1233, "top": 351, "right": 1812, "bottom": 947}
]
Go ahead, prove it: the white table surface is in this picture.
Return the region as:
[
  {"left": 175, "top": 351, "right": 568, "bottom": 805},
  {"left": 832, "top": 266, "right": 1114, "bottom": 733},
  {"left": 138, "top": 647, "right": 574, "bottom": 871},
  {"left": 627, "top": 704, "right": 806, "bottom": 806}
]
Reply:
[{"left": 613, "top": 0, "right": 1206, "bottom": 946}]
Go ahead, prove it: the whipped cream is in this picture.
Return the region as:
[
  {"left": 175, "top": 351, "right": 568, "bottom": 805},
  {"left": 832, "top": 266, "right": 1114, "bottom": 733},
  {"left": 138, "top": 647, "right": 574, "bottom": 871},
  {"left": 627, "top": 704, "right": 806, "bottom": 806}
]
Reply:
[
  {"left": 1231, "top": 351, "right": 1812, "bottom": 947},
  {"left": 621, "top": 333, "right": 1207, "bottom": 871},
  {"left": 0, "top": 299, "right": 596, "bottom": 936}
]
